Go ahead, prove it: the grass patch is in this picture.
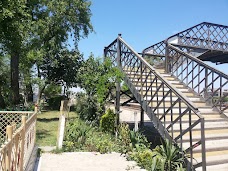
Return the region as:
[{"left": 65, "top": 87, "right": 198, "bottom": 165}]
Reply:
[{"left": 36, "top": 110, "right": 76, "bottom": 146}]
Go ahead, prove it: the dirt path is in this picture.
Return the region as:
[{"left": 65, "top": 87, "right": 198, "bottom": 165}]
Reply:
[{"left": 36, "top": 152, "right": 145, "bottom": 171}]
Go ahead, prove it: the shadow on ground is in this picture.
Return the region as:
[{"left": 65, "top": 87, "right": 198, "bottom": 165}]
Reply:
[
  {"left": 37, "top": 118, "right": 59, "bottom": 122},
  {"left": 127, "top": 121, "right": 163, "bottom": 148}
]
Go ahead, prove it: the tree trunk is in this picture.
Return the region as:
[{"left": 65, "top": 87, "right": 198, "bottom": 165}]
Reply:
[
  {"left": 0, "top": 88, "right": 6, "bottom": 109},
  {"left": 36, "top": 85, "right": 46, "bottom": 105},
  {"left": 11, "top": 52, "right": 20, "bottom": 105},
  {"left": 27, "top": 83, "right": 33, "bottom": 102}
]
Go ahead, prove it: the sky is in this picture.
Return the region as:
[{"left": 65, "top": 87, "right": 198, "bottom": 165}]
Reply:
[
  {"left": 70, "top": 0, "right": 228, "bottom": 92},
  {"left": 77, "top": 0, "right": 227, "bottom": 54}
]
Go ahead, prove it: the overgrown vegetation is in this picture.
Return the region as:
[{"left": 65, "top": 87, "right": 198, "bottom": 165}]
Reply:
[
  {"left": 63, "top": 116, "right": 120, "bottom": 153},
  {"left": 63, "top": 116, "right": 186, "bottom": 170},
  {"left": 100, "top": 108, "right": 115, "bottom": 133}
]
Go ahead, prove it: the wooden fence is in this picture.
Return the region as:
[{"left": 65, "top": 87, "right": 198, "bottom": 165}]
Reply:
[{"left": 0, "top": 111, "right": 37, "bottom": 171}]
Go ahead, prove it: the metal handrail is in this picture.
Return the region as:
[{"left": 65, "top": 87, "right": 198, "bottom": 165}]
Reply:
[
  {"left": 119, "top": 37, "right": 203, "bottom": 118},
  {"left": 168, "top": 44, "right": 228, "bottom": 112},
  {"left": 105, "top": 35, "right": 206, "bottom": 170},
  {"left": 166, "top": 22, "right": 228, "bottom": 43},
  {"left": 143, "top": 22, "right": 228, "bottom": 56},
  {"left": 169, "top": 44, "right": 228, "bottom": 79}
]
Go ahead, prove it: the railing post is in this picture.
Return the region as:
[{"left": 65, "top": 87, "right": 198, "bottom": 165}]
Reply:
[
  {"left": 6, "top": 125, "right": 13, "bottom": 171},
  {"left": 140, "top": 60, "right": 144, "bottom": 127},
  {"left": 165, "top": 44, "right": 169, "bottom": 73},
  {"left": 104, "top": 46, "right": 107, "bottom": 60},
  {"left": 115, "top": 34, "right": 121, "bottom": 126},
  {"left": 140, "top": 106, "right": 144, "bottom": 127},
  {"left": 34, "top": 105, "right": 38, "bottom": 113},
  {"left": 20, "top": 116, "right": 26, "bottom": 171},
  {"left": 201, "top": 117, "right": 206, "bottom": 171}
]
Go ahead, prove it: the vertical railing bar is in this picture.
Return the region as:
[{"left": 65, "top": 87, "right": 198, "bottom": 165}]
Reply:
[
  {"left": 171, "top": 92, "right": 174, "bottom": 139},
  {"left": 189, "top": 110, "right": 193, "bottom": 168},
  {"left": 220, "top": 76, "right": 222, "bottom": 111},
  {"left": 192, "top": 62, "right": 194, "bottom": 89},
  {"left": 179, "top": 100, "right": 183, "bottom": 151},
  {"left": 201, "top": 117, "right": 206, "bottom": 171},
  {"left": 198, "top": 65, "right": 200, "bottom": 93},
  {"left": 212, "top": 72, "right": 214, "bottom": 95},
  {"left": 181, "top": 55, "right": 184, "bottom": 81},
  {"left": 186, "top": 58, "right": 189, "bottom": 85}
]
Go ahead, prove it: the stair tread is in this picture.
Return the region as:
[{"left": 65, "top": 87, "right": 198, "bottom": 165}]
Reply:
[
  {"left": 206, "top": 163, "right": 228, "bottom": 171},
  {"left": 183, "top": 139, "right": 228, "bottom": 151}
]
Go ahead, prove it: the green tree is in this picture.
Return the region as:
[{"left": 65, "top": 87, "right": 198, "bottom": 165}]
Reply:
[
  {"left": 0, "top": 55, "right": 11, "bottom": 108},
  {"left": 78, "top": 55, "right": 122, "bottom": 104},
  {"left": 31, "top": 0, "right": 93, "bottom": 104},
  {"left": 0, "top": 0, "right": 32, "bottom": 104},
  {"left": 75, "top": 55, "right": 122, "bottom": 124},
  {"left": 0, "top": 0, "right": 93, "bottom": 105}
]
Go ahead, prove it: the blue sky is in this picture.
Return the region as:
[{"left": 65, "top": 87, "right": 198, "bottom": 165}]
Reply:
[{"left": 73, "top": 0, "right": 228, "bottom": 73}]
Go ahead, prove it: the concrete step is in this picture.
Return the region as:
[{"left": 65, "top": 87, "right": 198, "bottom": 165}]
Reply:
[
  {"left": 173, "top": 128, "right": 228, "bottom": 138},
  {"left": 144, "top": 95, "right": 202, "bottom": 102},
  {"left": 176, "top": 133, "right": 228, "bottom": 142},
  {"left": 128, "top": 74, "right": 176, "bottom": 80},
  {"left": 170, "top": 122, "right": 228, "bottom": 132},
  {"left": 147, "top": 101, "right": 207, "bottom": 108},
  {"left": 135, "top": 86, "right": 190, "bottom": 93},
  {"left": 131, "top": 78, "right": 185, "bottom": 87},
  {"left": 195, "top": 154, "right": 228, "bottom": 171}
]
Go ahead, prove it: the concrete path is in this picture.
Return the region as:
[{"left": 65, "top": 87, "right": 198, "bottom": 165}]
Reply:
[{"left": 36, "top": 152, "right": 145, "bottom": 171}]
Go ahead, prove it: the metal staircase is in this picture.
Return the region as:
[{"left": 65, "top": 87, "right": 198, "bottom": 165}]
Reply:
[{"left": 105, "top": 22, "right": 228, "bottom": 171}]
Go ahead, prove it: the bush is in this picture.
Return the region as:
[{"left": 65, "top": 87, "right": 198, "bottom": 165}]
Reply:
[
  {"left": 63, "top": 119, "right": 91, "bottom": 151},
  {"left": 63, "top": 117, "right": 120, "bottom": 153},
  {"left": 100, "top": 108, "right": 115, "bottom": 133},
  {"left": 117, "top": 123, "right": 150, "bottom": 154},
  {"left": 128, "top": 148, "right": 154, "bottom": 170},
  {"left": 74, "top": 93, "right": 103, "bottom": 125},
  {"left": 47, "top": 95, "right": 66, "bottom": 110}
]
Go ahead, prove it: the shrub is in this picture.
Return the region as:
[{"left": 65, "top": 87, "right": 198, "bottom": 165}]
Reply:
[
  {"left": 75, "top": 93, "right": 101, "bottom": 125},
  {"left": 63, "top": 120, "right": 91, "bottom": 151},
  {"left": 151, "top": 140, "right": 186, "bottom": 171},
  {"left": 47, "top": 95, "right": 66, "bottom": 110},
  {"left": 117, "top": 123, "right": 150, "bottom": 154},
  {"left": 100, "top": 108, "right": 115, "bottom": 133},
  {"left": 128, "top": 148, "right": 154, "bottom": 170}
]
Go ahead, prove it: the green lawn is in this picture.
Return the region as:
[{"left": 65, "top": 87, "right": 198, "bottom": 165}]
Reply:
[{"left": 36, "top": 110, "right": 76, "bottom": 146}]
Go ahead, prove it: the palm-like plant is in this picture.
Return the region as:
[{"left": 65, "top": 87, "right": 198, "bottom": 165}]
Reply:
[{"left": 151, "top": 139, "right": 186, "bottom": 171}]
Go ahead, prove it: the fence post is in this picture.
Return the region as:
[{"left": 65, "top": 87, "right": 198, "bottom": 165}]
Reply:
[
  {"left": 20, "top": 116, "right": 26, "bottom": 171},
  {"left": 34, "top": 105, "right": 38, "bottom": 113},
  {"left": 134, "top": 111, "right": 139, "bottom": 131},
  {"left": 6, "top": 125, "right": 13, "bottom": 170},
  {"left": 57, "top": 100, "right": 68, "bottom": 149}
]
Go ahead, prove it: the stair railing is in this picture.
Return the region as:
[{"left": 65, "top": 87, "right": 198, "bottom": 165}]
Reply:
[
  {"left": 105, "top": 35, "right": 206, "bottom": 171},
  {"left": 167, "top": 44, "right": 228, "bottom": 113}
]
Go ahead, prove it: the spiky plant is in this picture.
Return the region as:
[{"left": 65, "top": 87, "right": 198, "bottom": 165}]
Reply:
[{"left": 151, "top": 139, "right": 186, "bottom": 171}]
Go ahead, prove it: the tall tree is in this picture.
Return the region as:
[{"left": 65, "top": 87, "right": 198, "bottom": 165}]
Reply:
[
  {"left": 0, "top": 0, "right": 32, "bottom": 104},
  {"left": 0, "top": 0, "right": 93, "bottom": 105},
  {"left": 31, "top": 0, "right": 93, "bottom": 103}
]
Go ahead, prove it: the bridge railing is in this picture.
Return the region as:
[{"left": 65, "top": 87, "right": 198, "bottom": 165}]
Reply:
[
  {"left": 168, "top": 44, "right": 228, "bottom": 113},
  {"left": 167, "top": 22, "right": 228, "bottom": 52},
  {"left": 0, "top": 111, "right": 37, "bottom": 171},
  {"left": 105, "top": 35, "right": 206, "bottom": 171}
]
